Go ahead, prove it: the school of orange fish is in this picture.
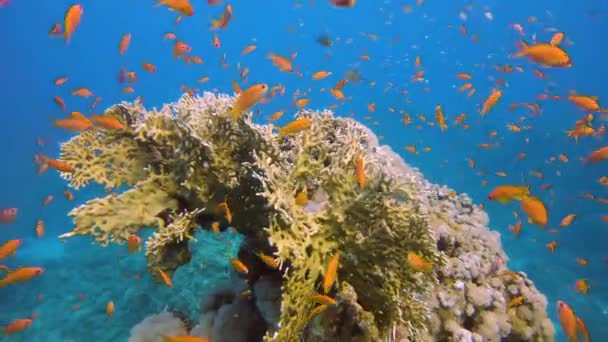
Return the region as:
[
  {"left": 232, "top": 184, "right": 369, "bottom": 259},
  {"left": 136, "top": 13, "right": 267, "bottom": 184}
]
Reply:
[{"left": 0, "top": 0, "right": 604, "bottom": 340}]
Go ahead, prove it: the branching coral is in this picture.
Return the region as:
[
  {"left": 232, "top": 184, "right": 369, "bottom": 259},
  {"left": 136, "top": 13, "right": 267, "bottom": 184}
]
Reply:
[
  {"left": 60, "top": 174, "right": 178, "bottom": 245},
  {"left": 56, "top": 92, "right": 552, "bottom": 342}
]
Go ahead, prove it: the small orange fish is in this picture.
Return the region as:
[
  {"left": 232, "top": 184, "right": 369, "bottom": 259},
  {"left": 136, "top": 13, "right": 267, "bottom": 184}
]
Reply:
[
  {"left": 0, "top": 267, "right": 44, "bottom": 287},
  {"left": 118, "top": 33, "right": 131, "bottom": 55},
  {"left": 487, "top": 185, "right": 530, "bottom": 203},
  {"left": 268, "top": 110, "right": 284, "bottom": 122},
  {"left": 267, "top": 53, "right": 293, "bottom": 72},
  {"left": 142, "top": 62, "right": 157, "bottom": 72},
  {"left": 546, "top": 240, "right": 558, "bottom": 253},
  {"left": 355, "top": 153, "right": 365, "bottom": 188},
  {"left": 583, "top": 146, "right": 608, "bottom": 163},
  {"left": 91, "top": 115, "right": 125, "bottom": 130},
  {"left": 63, "top": 4, "right": 83, "bottom": 43},
  {"left": 407, "top": 252, "right": 433, "bottom": 272},
  {"left": 229, "top": 83, "right": 268, "bottom": 120},
  {"left": 509, "top": 220, "right": 522, "bottom": 236},
  {"left": 0, "top": 239, "right": 22, "bottom": 261},
  {"left": 550, "top": 32, "right": 565, "bottom": 46},
  {"left": 72, "top": 87, "right": 93, "bottom": 98},
  {"left": 54, "top": 76, "right": 68, "bottom": 86},
  {"left": 155, "top": 0, "right": 194, "bottom": 16},
  {"left": 513, "top": 42, "right": 572, "bottom": 68},
  {"left": 63, "top": 190, "right": 74, "bottom": 201},
  {"left": 508, "top": 296, "right": 524, "bottom": 308},
  {"left": 3, "top": 314, "right": 36, "bottom": 335},
  {"left": 312, "top": 71, "right": 332, "bottom": 80},
  {"left": 521, "top": 196, "right": 548, "bottom": 227},
  {"left": 35, "top": 220, "right": 45, "bottom": 238},
  {"left": 42, "top": 195, "right": 53, "bottom": 206},
  {"left": 106, "top": 301, "right": 115, "bottom": 317},
  {"left": 456, "top": 72, "right": 472, "bottom": 80},
  {"left": 161, "top": 335, "right": 209, "bottom": 342},
  {"left": 556, "top": 301, "right": 578, "bottom": 341},
  {"left": 481, "top": 89, "right": 502, "bottom": 116},
  {"left": 210, "top": 3, "right": 232, "bottom": 30},
  {"left": 257, "top": 252, "right": 279, "bottom": 269},
  {"left": 41, "top": 157, "right": 76, "bottom": 173},
  {"left": 212, "top": 33, "right": 221, "bottom": 48},
  {"left": 241, "top": 45, "right": 257, "bottom": 55},
  {"left": 230, "top": 258, "right": 249, "bottom": 274},
  {"left": 277, "top": 117, "right": 312, "bottom": 137},
  {"left": 127, "top": 235, "right": 141, "bottom": 253},
  {"left": 322, "top": 253, "right": 340, "bottom": 294},
  {"left": 559, "top": 214, "right": 576, "bottom": 227},
  {"left": 435, "top": 105, "right": 447, "bottom": 131},
  {"left": 575, "top": 258, "right": 588, "bottom": 266},
  {"left": 574, "top": 279, "right": 590, "bottom": 295},
  {"left": 173, "top": 40, "right": 191, "bottom": 58},
  {"left": 158, "top": 269, "right": 173, "bottom": 288},
  {"left": 53, "top": 96, "right": 67, "bottom": 112}
]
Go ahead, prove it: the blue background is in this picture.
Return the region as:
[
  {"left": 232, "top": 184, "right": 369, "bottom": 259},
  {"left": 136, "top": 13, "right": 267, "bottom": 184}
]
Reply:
[{"left": 0, "top": 0, "right": 607, "bottom": 340}]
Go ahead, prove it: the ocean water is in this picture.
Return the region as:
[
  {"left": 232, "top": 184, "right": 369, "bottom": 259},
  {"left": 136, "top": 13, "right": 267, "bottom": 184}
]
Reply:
[{"left": 1, "top": 0, "right": 607, "bottom": 340}]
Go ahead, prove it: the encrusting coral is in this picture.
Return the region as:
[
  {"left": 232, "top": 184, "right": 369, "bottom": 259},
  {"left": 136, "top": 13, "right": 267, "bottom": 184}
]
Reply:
[{"left": 56, "top": 92, "right": 554, "bottom": 342}]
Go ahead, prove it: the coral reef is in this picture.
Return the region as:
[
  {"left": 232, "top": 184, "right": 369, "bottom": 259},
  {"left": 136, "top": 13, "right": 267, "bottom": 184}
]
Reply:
[{"left": 56, "top": 92, "right": 553, "bottom": 341}]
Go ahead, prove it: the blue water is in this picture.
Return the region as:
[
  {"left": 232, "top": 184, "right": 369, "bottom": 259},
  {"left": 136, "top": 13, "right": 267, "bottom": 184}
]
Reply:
[{"left": 1, "top": 0, "right": 607, "bottom": 340}]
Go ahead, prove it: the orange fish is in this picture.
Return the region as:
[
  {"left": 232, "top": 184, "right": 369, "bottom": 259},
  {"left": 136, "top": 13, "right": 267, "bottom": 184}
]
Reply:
[
  {"left": 54, "top": 76, "right": 68, "bottom": 86},
  {"left": 481, "top": 89, "right": 502, "bottom": 116},
  {"left": 106, "top": 301, "right": 115, "bottom": 317},
  {"left": 35, "top": 220, "right": 45, "bottom": 238},
  {"left": 142, "top": 62, "right": 157, "bottom": 72},
  {"left": 277, "top": 117, "right": 312, "bottom": 137},
  {"left": 574, "top": 279, "right": 590, "bottom": 295},
  {"left": 513, "top": 42, "right": 572, "bottom": 67},
  {"left": 63, "top": 190, "right": 74, "bottom": 201},
  {"left": 575, "top": 258, "right": 588, "bottom": 266},
  {"left": 546, "top": 240, "right": 558, "bottom": 253},
  {"left": 91, "top": 115, "right": 125, "bottom": 130},
  {"left": 556, "top": 301, "right": 578, "bottom": 341},
  {"left": 54, "top": 96, "right": 67, "bottom": 112},
  {"left": 54, "top": 113, "right": 94, "bottom": 132},
  {"left": 228, "top": 83, "right": 268, "bottom": 120},
  {"left": 161, "top": 335, "right": 209, "bottom": 342},
  {"left": 127, "top": 235, "right": 141, "bottom": 253},
  {"left": 569, "top": 93, "right": 602, "bottom": 112},
  {"left": 322, "top": 252, "right": 340, "bottom": 294},
  {"left": 210, "top": 4, "right": 232, "bottom": 30},
  {"left": 241, "top": 45, "right": 257, "bottom": 55},
  {"left": 583, "top": 146, "right": 608, "bottom": 163},
  {"left": 456, "top": 72, "right": 472, "bottom": 80},
  {"left": 329, "top": 0, "right": 356, "bottom": 7},
  {"left": 355, "top": 153, "right": 365, "bottom": 188},
  {"left": 0, "top": 208, "right": 18, "bottom": 224},
  {"left": 72, "top": 87, "right": 93, "bottom": 98},
  {"left": 0, "top": 267, "right": 44, "bottom": 287},
  {"left": 268, "top": 110, "right": 284, "bottom": 122},
  {"left": 63, "top": 4, "right": 83, "bottom": 43},
  {"left": 309, "top": 293, "right": 337, "bottom": 306},
  {"left": 550, "top": 32, "right": 565, "bottom": 46},
  {"left": 560, "top": 214, "right": 576, "bottom": 227},
  {"left": 215, "top": 200, "right": 233, "bottom": 223},
  {"left": 42, "top": 195, "right": 53, "bottom": 206},
  {"left": 267, "top": 53, "right": 293, "bottom": 72},
  {"left": 407, "top": 252, "right": 433, "bottom": 272},
  {"left": 312, "top": 71, "right": 332, "bottom": 80},
  {"left": 487, "top": 185, "right": 530, "bottom": 203},
  {"left": 509, "top": 220, "right": 522, "bottom": 236},
  {"left": 118, "top": 33, "right": 131, "bottom": 55},
  {"left": 155, "top": 0, "right": 194, "bottom": 16},
  {"left": 435, "top": 105, "right": 447, "bottom": 131},
  {"left": 230, "top": 258, "right": 249, "bottom": 274},
  {"left": 256, "top": 252, "right": 279, "bottom": 269},
  {"left": 173, "top": 40, "right": 192, "bottom": 58},
  {"left": 41, "top": 157, "right": 76, "bottom": 173},
  {"left": 158, "top": 269, "right": 173, "bottom": 288},
  {"left": 0, "top": 239, "right": 22, "bottom": 261},
  {"left": 3, "top": 314, "right": 36, "bottom": 335},
  {"left": 212, "top": 33, "right": 221, "bottom": 48},
  {"left": 521, "top": 196, "right": 548, "bottom": 227}
]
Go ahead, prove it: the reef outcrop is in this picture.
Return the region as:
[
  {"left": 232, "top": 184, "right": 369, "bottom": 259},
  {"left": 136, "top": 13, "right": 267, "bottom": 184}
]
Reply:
[{"left": 56, "top": 92, "right": 554, "bottom": 342}]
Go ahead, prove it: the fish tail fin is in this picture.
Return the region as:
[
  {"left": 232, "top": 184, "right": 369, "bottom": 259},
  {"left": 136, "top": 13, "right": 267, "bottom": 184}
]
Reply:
[
  {"left": 511, "top": 41, "right": 529, "bottom": 58},
  {"left": 210, "top": 20, "right": 219, "bottom": 30},
  {"left": 153, "top": 0, "right": 166, "bottom": 6}
]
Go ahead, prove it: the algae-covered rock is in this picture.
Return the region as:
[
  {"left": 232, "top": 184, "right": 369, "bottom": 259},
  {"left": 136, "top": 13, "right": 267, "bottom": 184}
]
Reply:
[{"left": 56, "top": 92, "right": 553, "bottom": 342}]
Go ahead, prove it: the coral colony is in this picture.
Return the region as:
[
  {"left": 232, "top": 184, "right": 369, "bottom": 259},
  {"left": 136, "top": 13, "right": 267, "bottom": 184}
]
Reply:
[{"left": 56, "top": 92, "right": 554, "bottom": 341}]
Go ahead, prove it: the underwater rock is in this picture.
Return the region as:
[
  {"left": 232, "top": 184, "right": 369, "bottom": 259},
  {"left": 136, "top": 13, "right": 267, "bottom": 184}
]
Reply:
[
  {"left": 128, "top": 311, "right": 187, "bottom": 342},
  {"left": 55, "top": 92, "right": 553, "bottom": 342}
]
